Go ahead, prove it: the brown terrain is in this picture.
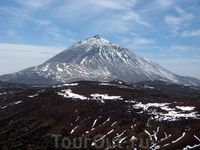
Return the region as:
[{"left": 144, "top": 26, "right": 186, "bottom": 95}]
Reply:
[{"left": 0, "top": 80, "right": 200, "bottom": 149}]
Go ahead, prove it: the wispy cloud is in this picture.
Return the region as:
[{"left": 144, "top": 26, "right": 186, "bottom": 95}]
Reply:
[
  {"left": 171, "top": 45, "right": 193, "bottom": 51},
  {"left": 181, "top": 30, "right": 200, "bottom": 37},
  {"left": 175, "top": 7, "right": 194, "bottom": 20},
  {"left": 123, "top": 11, "right": 150, "bottom": 27},
  {"left": 50, "top": 0, "right": 150, "bottom": 33},
  {"left": 115, "top": 36, "right": 129, "bottom": 42},
  {"left": 164, "top": 7, "right": 194, "bottom": 36},
  {"left": 155, "top": 0, "right": 176, "bottom": 7},
  {"left": 130, "top": 32, "right": 140, "bottom": 36},
  {"left": 13, "top": 0, "right": 53, "bottom": 9},
  {"left": 0, "top": 6, "right": 51, "bottom": 27},
  {"left": 92, "top": 0, "right": 137, "bottom": 10},
  {"left": 141, "top": 0, "right": 177, "bottom": 12},
  {"left": 7, "top": 30, "right": 16, "bottom": 36},
  {"left": 165, "top": 16, "right": 183, "bottom": 25},
  {"left": 132, "top": 37, "right": 154, "bottom": 45},
  {"left": 28, "top": 17, "right": 51, "bottom": 26},
  {"left": 1, "top": 0, "right": 150, "bottom": 40},
  {"left": 46, "top": 26, "right": 63, "bottom": 39},
  {"left": 170, "top": 45, "right": 200, "bottom": 53},
  {"left": 0, "top": 3, "right": 75, "bottom": 45},
  {"left": 116, "top": 36, "right": 154, "bottom": 46}
]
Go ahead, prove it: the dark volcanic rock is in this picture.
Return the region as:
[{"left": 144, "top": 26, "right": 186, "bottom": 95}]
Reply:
[{"left": 1, "top": 81, "right": 200, "bottom": 149}]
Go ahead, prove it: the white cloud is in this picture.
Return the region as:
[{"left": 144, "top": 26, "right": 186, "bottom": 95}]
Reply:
[
  {"left": 122, "top": 11, "right": 150, "bottom": 27},
  {"left": 130, "top": 32, "right": 140, "bottom": 36},
  {"left": 116, "top": 36, "right": 154, "bottom": 48},
  {"left": 89, "top": 8, "right": 151, "bottom": 35},
  {"left": 175, "top": 7, "right": 194, "bottom": 20},
  {"left": 90, "top": 0, "right": 137, "bottom": 10},
  {"left": 164, "top": 7, "right": 194, "bottom": 36},
  {"left": 49, "top": 0, "right": 150, "bottom": 33},
  {"left": 46, "top": 26, "right": 63, "bottom": 38},
  {"left": 92, "top": 0, "right": 129, "bottom": 10},
  {"left": 0, "top": 7, "right": 48, "bottom": 31},
  {"left": 141, "top": 0, "right": 177, "bottom": 12},
  {"left": 0, "top": 4, "right": 76, "bottom": 46},
  {"left": 171, "top": 45, "right": 192, "bottom": 51},
  {"left": 155, "top": 0, "right": 176, "bottom": 7},
  {"left": 116, "top": 36, "right": 131, "bottom": 44},
  {"left": 1, "top": 0, "right": 151, "bottom": 42},
  {"left": 13, "top": 0, "right": 53, "bottom": 9},
  {"left": 181, "top": 30, "right": 200, "bottom": 37},
  {"left": 170, "top": 45, "right": 200, "bottom": 53},
  {"left": 7, "top": 30, "right": 16, "bottom": 36},
  {"left": 28, "top": 17, "right": 51, "bottom": 26},
  {"left": 132, "top": 38, "right": 154, "bottom": 45},
  {"left": 165, "top": 15, "right": 183, "bottom": 25}
]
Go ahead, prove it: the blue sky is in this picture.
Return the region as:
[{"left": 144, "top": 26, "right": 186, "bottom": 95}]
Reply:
[{"left": 0, "top": 0, "right": 200, "bottom": 79}]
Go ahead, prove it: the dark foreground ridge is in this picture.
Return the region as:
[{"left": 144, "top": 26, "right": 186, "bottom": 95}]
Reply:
[{"left": 1, "top": 80, "right": 200, "bottom": 149}]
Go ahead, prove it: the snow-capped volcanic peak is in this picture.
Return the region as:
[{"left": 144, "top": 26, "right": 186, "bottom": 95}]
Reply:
[
  {"left": 44, "top": 35, "right": 123, "bottom": 64},
  {"left": 40, "top": 35, "right": 181, "bottom": 84},
  {"left": 1, "top": 35, "right": 200, "bottom": 86},
  {"left": 61, "top": 35, "right": 112, "bottom": 55},
  {"left": 82, "top": 35, "right": 111, "bottom": 46}
]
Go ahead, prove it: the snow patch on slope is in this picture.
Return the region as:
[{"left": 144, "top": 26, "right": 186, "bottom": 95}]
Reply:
[
  {"left": 57, "top": 89, "right": 123, "bottom": 103},
  {"left": 90, "top": 94, "right": 123, "bottom": 100},
  {"left": 1, "top": 101, "right": 22, "bottom": 109},
  {"left": 57, "top": 89, "right": 87, "bottom": 100},
  {"left": 127, "top": 101, "right": 200, "bottom": 122}
]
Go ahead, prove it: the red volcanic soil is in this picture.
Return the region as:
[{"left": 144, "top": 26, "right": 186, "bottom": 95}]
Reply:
[{"left": 0, "top": 81, "right": 200, "bottom": 150}]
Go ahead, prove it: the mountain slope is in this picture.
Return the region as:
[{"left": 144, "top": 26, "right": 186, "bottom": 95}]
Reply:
[
  {"left": 0, "top": 35, "right": 200, "bottom": 86},
  {"left": 1, "top": 80, "right": 200, "bottom": 149}
]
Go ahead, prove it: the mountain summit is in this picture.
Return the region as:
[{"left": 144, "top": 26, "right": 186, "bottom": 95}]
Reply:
[{"left": 0, "top": 35, "right": 200, "bottom": 86}]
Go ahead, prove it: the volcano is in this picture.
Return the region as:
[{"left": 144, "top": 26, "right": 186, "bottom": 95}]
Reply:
[{"left": 0, "top": 35, "right": 200, "bottom": 86}]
